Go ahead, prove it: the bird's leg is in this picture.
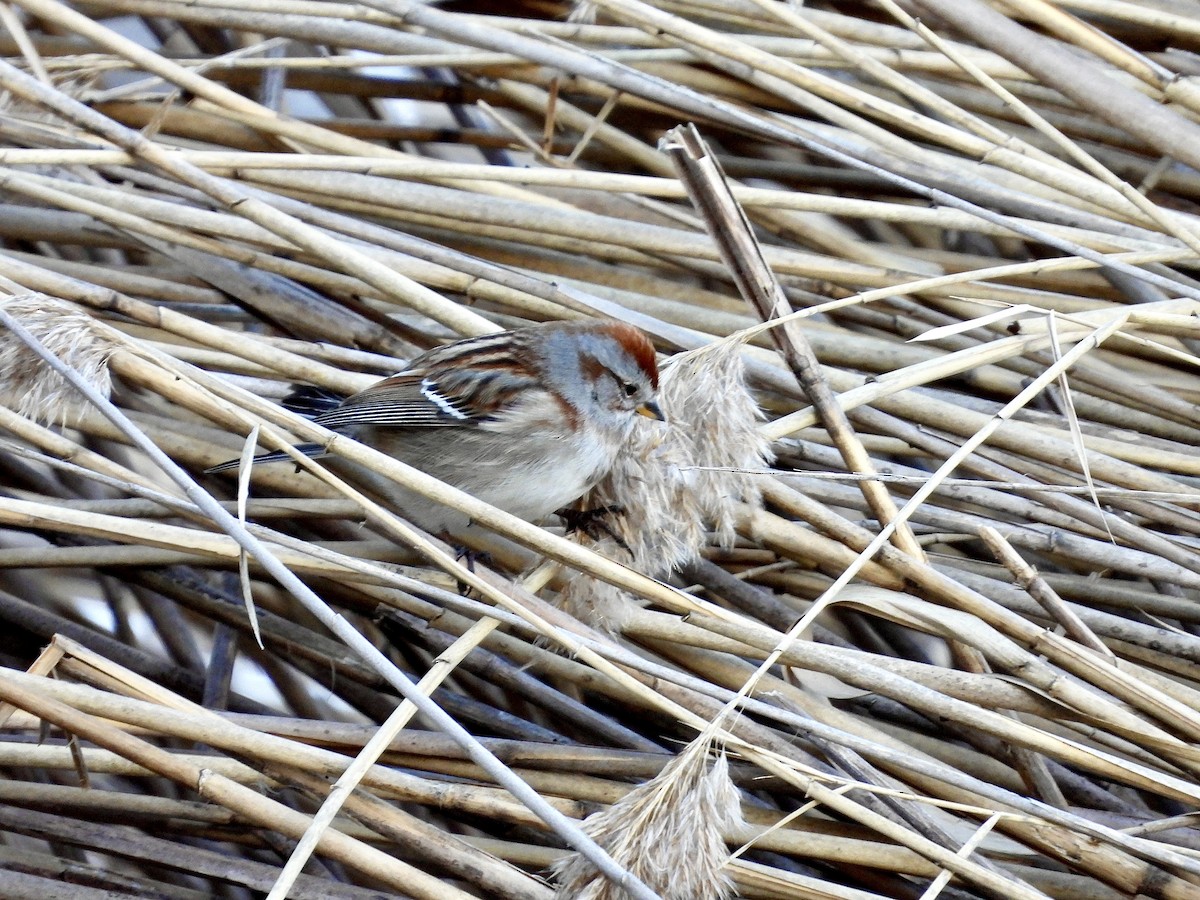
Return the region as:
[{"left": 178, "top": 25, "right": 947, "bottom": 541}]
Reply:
[
  {"left": 557, "top": 504, "right": 630, "bottom": 552},
  {"left": 450, "top": 542, "right": 492, "bottom": 594}
]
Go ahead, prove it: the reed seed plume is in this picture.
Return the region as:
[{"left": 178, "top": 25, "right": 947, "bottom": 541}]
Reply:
[
  {"left": 583, "top": 417, "right": 704, "bottom": 577},
  {"left": 557, "top": 542, "right": 642, "bottom": 635},
  {"left": 660, "top": 341, "right": 772, "bottom": 549},
  {"left": 560, "top": 340, "right": 769, "bottom": 632},
  {"left": 575, "top": 340, "right": 769, "bottom": 573},
  {"left": 0, "top": 293, "right": 112, "bottom": 425},
  {"left": 551, "top": 741, "right": 743, "bottom": 900}
]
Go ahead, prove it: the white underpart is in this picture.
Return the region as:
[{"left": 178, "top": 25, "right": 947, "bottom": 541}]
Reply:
[{"left": 421, "top": 378, "right": 469, "bottom": 420}]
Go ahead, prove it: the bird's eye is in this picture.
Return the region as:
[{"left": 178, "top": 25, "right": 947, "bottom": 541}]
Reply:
[{"left": 621, "top": 381, "right": 638, "bottom": 397}]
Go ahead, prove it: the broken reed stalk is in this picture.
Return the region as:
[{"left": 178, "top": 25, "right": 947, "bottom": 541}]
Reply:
[{"left": 662, "top": 124, "right": 924, "bottom": 560}]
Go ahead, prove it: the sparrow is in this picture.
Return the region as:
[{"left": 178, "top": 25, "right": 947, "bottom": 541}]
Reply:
[{"left": 210, "top": 320, "right": 664, "bottom": 534}]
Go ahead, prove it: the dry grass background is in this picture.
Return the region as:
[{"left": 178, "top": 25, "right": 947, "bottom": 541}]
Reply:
[{"left": 1, "top": 0, "right": 1200, "bottom": 898}]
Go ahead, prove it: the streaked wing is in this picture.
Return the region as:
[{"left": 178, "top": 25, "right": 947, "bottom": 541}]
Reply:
[
  {"left": 313, "top": 375, "right": 476, "bottom": 429},
  {"left": 315, "top": 331, "right": 541, "bottom": 431}
]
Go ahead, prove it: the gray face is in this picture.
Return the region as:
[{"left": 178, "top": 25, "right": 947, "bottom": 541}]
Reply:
[
  {"left": 588, "top": 340, "right": 657, "bottom": 416},
  {"left": 530, "top": 323, "right": 662, "bottom": 432}
]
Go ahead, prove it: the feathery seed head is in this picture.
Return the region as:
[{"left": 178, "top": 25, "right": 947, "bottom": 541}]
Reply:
[
  {"left": 661, "top": 341, "right": 772, "bottom": 549},
  {"left": 551, "top": 741, "right": 743, "bottom": 900},
  {"left": 579, "top": 339, "right": 769, "bottom": 574},
  {"left": 559, "top": 340, "right": 769, "bottom": 632},
  {"left": 0, "top": 294, "right": 112, "bottom": 425},
  {"left": 557, "top": 563, "right": 641, "bottom": 637},
  {"left": 584, "top": 416, "right": 704, "bottom": 577}
]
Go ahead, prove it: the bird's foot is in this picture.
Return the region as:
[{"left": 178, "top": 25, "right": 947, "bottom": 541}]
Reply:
[
  {"left": 452, "top": 545, "right": 492, "bottom": 594},
  {"left": 557, "top": 504, "right": 629, "bottom": 552}
]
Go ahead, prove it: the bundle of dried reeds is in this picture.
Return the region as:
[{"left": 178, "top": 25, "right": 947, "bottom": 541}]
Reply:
[{"left": 2, "top": 1, "right": 1200, "bottom": 898}]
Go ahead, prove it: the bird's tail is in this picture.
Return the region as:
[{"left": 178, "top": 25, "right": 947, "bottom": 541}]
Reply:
[
  {"left": 283, "top": 385, "right": 345, "bottom": 417},
  {"left": 206, "top": 384, "right": 346, "bottom": 474},
  {"left": 205, "top": 442, "right": 326, "bottom": 474}
]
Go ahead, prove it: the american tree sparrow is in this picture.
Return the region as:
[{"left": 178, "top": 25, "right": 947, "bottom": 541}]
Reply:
[{"left": 213, "top": 320, "right": 663, "bottom": 534}]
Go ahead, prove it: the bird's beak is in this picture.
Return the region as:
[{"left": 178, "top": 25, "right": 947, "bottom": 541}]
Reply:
[{"left": 636, "top": 400, "right": 665, "bottom": 421}]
